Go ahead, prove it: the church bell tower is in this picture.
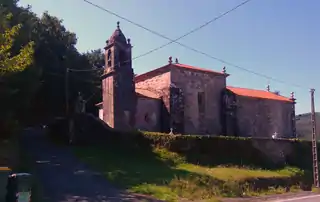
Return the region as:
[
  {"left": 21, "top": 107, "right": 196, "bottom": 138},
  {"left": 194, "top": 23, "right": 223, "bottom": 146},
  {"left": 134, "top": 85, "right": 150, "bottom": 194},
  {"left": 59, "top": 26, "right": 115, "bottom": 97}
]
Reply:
[{"left": 102, "top": 22, "right": 136, "bottom": 131}]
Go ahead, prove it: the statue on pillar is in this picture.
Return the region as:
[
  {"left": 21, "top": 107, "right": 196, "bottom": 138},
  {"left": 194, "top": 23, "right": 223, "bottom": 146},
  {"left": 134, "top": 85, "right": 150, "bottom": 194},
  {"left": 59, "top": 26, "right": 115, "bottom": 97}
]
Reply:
[{"left": 75, "top": 92, "right": 86, "bottom": 114}]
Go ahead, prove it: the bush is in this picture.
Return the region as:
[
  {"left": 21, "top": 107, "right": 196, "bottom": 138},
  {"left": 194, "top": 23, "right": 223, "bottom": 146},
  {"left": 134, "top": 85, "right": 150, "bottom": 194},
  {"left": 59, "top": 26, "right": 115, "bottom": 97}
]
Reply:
[
  {"left": 68, "top": 114, "right": 316, "bottom": 171},
  {"left": 142, "top": 132, "right": 315, "bottom": 171}
]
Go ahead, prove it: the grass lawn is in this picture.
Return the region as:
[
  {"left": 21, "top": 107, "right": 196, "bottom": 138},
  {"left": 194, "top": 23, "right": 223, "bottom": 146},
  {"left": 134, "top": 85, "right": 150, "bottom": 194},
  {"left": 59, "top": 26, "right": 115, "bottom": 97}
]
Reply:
[{"left": 74, "top": 145, "right": 304, "bottom": 202}]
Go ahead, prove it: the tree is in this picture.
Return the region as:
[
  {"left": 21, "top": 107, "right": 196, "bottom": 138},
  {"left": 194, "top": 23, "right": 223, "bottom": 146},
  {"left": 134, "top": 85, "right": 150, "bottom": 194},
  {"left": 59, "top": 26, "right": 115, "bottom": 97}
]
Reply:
[
  {"left": 84, "top": 49, "right": 105, "bottom": 69},
  {"left": 82, "top": 49, "right": 104, "bottom": 112},
  {"left": 0, "top": 12, "right": 34, "bottom": 75},
  {"left": 1, "top": 2, "right": 103, "bottom": 126},
  {"left": 0, "top": 10, "right": 35, "bottom": 136}
]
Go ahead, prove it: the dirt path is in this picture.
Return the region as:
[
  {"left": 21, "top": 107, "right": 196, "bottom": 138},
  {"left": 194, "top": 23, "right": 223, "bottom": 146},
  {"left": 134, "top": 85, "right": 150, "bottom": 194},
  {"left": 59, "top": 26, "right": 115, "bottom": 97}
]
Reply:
[{"left": 20, "top": 128, "right": 161, "bottom": 202}]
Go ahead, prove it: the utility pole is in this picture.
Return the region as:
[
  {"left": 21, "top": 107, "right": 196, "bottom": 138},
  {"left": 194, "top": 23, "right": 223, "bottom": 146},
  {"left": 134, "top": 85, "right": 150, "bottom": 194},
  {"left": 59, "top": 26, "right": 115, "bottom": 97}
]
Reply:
[
  {"left": 310, "top": 88, "right": 319, "bottom": 187},
  {"left": 65, "top": 67, "right": 73, "bottom": 144},
  {"left": 65, "top": 68, "right": 69, "bottom": 117}
]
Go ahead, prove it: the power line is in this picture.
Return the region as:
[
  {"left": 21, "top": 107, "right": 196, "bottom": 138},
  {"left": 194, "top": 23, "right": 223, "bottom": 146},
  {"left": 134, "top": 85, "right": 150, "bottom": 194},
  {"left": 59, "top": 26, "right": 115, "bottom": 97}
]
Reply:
[
  {"left": 82, "top": 0, "right": 310, "bottom": 90},
  {"left": 45, "top": 71, "right": 101, "bottom": 85},
  {"left": 70, "top": 0, "right": 252, "bottom": 73},
  {"left": 131, "top": 0, "right": 253, "bottom": 61}
]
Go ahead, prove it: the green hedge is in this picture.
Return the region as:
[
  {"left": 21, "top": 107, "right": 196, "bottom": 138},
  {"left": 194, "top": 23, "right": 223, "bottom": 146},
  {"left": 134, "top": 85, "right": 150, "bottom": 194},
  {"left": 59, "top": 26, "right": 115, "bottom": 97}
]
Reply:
[
  {"left": 141, "top": 132, "right": 316, "bottom": 170},
  {"left": 66, "top": 114, "right": 317, "bottom": 171}
]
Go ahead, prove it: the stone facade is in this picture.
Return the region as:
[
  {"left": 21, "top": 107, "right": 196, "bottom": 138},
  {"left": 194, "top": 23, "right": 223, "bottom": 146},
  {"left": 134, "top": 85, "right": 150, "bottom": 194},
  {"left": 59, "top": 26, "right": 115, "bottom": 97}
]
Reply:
[
  {"left": 135, "top": 89, "right": 162, "bottom": 132},
  {"left": 98, "top": 22, "right": 296, "bottom": 138},
  {"left": 135, "top": 68, "right": 171, "bottom": 132},
  {"left": 134, "top": 62, "right": 228, "bottom": 135},
  {"left": 170, "top": 65, "right": 227, "bottom": 135},
  {"left": 224, "top": 87, "right": 296, "bottom": 138}
]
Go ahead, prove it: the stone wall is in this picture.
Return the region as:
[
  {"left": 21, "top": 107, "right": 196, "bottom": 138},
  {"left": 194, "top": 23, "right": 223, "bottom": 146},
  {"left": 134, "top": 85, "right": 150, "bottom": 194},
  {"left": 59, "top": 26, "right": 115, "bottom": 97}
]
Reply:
[
  {"left": 296, "top": 112, "right": 320, "bottom": 140},
  {"left": 233, "top": 96, "right": 294, "bottom": 138},
  {"left": 171, "top": 67, "right": 227, "bottom": 135},
  {"left": 135, "top": 70, "right": 170, "bottom": 107},
  {"left": 135, "top": 97, "right": 161, "bottom": 132},
  {"left": 135, "top": 70, "right": 171, "bottom": 132},
  {"left": 102, "top": 75, "right": 114, "bottom": 127}
]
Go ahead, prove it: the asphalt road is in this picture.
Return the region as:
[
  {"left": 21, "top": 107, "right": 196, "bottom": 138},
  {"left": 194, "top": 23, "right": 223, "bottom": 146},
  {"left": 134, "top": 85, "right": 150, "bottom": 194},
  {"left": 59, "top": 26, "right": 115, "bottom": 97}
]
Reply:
[
  {"left": 270, "top": 194, "right": 320, "bottom": 202},
  {"left": 21, "top": 128, "right": 161, "bottom": 202}
]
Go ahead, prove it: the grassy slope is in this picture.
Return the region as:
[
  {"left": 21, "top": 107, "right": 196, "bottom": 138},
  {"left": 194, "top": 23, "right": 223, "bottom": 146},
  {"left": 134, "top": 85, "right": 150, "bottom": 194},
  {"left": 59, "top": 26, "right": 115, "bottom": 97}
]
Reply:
[{"left": 74, "top": 145, "right": 304, "bottom": 201}]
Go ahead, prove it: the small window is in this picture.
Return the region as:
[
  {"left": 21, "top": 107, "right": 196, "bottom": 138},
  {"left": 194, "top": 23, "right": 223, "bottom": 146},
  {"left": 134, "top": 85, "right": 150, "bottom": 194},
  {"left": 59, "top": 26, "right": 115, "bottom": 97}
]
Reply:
[
  {"left": 145, "top": 113, "right": 150, "bottom": 123},
  {"left": 198, "top": 92, "right": 205, "bottom": 113},
  {"left": 107, "top": 50, "right": 112, "bottom": 67}
]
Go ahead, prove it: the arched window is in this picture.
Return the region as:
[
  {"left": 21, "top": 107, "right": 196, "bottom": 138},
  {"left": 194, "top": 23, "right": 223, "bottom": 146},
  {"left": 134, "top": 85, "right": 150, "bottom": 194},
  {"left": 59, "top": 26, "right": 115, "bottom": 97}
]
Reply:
[{"left": 107, "top": 50, "right": 112, "bottom": 67}]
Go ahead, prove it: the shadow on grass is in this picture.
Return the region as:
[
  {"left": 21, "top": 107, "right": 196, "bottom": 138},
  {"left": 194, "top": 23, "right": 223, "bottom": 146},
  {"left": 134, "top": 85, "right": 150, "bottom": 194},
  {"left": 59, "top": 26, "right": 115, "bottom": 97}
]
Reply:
[
  {"left": 49, "top": 114, "right": 314, "bottom": 200},
  {"left": 155, "top": 136, "right": 314, "bottom": 172},
  {"left": 73, "top": 139, "right": 311, "bottom": 201},
  {"left": 73, "top": 144, "right": 225, "bottom": 201}
]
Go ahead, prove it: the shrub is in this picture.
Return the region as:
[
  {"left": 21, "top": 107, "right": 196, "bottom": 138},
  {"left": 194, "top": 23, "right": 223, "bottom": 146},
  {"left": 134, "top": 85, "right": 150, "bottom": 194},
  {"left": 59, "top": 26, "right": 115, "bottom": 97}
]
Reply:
[
  {"left": 70, "top": 114, "right": 317, "bottom": 171},
  {"left": 142, "top": 132, "right": 315, "bottom": 171}
]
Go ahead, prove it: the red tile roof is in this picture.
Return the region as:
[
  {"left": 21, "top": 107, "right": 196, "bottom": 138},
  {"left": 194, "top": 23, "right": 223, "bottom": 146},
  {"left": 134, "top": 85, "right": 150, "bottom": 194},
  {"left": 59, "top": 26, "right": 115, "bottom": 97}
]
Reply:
[
  {"left": 227, "top": 86, "right": 293, "bottom": 102},
  {"left": 135, "top": 63, "right": 227, "bottom": 83}
]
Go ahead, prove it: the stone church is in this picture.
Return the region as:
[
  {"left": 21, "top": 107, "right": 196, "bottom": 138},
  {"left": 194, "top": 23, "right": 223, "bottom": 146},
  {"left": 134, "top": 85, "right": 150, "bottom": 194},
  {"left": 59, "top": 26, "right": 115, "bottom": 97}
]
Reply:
[{"left": 96, "top": 22, "right": 297, "bottom": 138}]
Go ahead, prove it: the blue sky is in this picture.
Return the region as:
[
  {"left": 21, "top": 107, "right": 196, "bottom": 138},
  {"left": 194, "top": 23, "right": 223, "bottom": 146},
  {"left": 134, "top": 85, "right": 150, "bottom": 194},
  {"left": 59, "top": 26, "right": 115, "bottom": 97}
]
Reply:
[{"left": 18, "top": 0, "right": 320, "bottom": 114}]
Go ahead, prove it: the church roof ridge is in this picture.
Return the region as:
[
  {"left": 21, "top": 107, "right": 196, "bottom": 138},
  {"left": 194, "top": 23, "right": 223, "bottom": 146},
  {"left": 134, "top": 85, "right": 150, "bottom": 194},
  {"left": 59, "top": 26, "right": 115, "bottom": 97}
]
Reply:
[
  {"left": 173, "top": 63, "right": 227, "bottom": 75},
  {"left": 135, "top": 62, "right": 228, "bottom": 83}
]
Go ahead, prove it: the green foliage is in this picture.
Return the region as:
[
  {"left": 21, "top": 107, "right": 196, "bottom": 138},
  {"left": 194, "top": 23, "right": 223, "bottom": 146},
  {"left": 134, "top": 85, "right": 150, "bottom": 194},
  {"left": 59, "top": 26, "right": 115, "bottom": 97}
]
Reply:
[
  {"left": 0, "top": 3, "right": 104, "bottom": 129},
  {"left": 0, "top": 9, "right": 36, "bottom": 137},
  {"left": 65, "top": 114, "right": 315, "bottom": 173},
  {"left": 74, "top": 142, "right": 309, "bottom": 201},
  {"left": 0, "top": 12, "right": 34, "bottom": 75},
  {"left": 141, "top": 132, "right": 315, "bottom": 171},
  {"left": 56, "top": 115, "right": 314, "bottom": 200}
]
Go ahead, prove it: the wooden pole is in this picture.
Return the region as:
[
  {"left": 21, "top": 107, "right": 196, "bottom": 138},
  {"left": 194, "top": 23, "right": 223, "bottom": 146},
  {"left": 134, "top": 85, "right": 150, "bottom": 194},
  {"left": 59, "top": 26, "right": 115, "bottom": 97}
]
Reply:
[
  {"left": 65, "top": 68, "right": 69, "bottom": 117},
  {"left": 310, "top": 88, "right": 319, "bottom": 187},
  {"left": 65, "top": 68, "right": 73, "bottom": 144}
]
